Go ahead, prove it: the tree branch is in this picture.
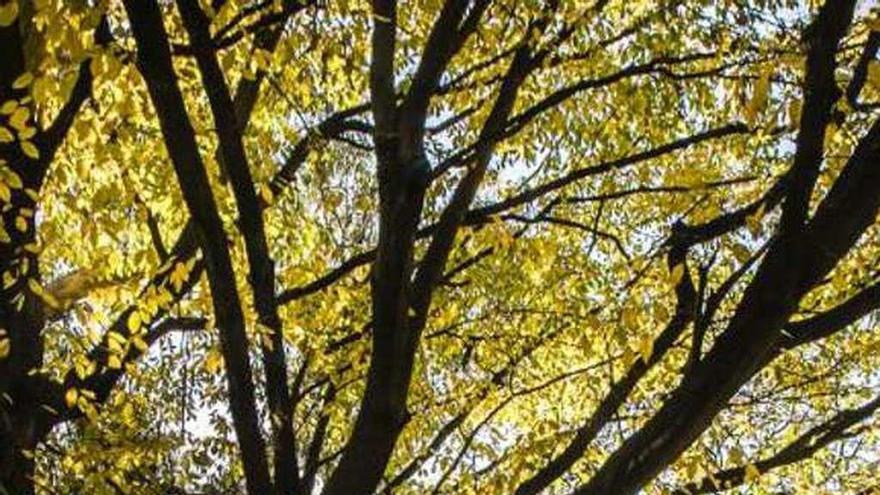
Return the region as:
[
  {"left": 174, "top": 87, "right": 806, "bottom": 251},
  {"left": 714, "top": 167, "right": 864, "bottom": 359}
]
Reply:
[
  {"left": 175, "top": 0, "right": 300, "bottom": 491},
  {"left": 672, "top": 394, "right": 880, "bottom": 494},
  {"left": 121, "top": 1, "right": 271, "bottom": 492}
]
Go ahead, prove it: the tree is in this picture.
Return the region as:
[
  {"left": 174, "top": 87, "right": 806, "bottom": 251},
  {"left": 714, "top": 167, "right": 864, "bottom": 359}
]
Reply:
[{"left": 2, "top": 0, "right": 880, "bottom": 493}]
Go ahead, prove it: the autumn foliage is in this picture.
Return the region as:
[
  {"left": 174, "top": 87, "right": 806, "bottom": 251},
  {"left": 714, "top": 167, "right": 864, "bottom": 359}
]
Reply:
[{"left": 2, "top": 0, "right": 880, "bottom": 494}]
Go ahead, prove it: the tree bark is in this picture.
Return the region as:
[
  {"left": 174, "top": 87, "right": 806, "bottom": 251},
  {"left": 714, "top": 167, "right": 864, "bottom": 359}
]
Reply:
[{"left": 1, "top": 414, "right": 36, "bottom": 495}]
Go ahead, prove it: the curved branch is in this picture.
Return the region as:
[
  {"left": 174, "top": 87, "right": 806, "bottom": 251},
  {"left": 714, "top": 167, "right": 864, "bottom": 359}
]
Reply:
[{"left": 672, "top": 394, "right": 880, "bottom": 495}]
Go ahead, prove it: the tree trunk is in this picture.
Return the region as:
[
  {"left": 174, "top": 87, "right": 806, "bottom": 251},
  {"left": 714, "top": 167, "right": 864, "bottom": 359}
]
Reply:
[{"left": 1, "top": 410, "right": 38, "bottom": 495}]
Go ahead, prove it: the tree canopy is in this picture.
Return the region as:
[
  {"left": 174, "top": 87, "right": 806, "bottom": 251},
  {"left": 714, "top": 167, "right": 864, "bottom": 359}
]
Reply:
[{"left": 2, "top": 0, "right": 880, "bottom": 493}]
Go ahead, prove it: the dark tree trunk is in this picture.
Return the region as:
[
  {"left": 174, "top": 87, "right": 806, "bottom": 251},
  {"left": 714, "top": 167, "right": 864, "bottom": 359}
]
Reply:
[
  {"left": 0, "top": 382, "right": 52, "bottom": 495},
  {"left": 0, "top": 425, "right": 36, "bottom": 495}
]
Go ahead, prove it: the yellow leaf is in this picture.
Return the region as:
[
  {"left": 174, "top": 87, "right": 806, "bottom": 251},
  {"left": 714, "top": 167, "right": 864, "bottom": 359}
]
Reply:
[
  {"left": 127, "top": 310, "right": 142, "bottom": 333},
  {"left": 731, "top": 243, "right": 751, "bottom": 264},
  {"left": 60, "top": 72, "right": 77, "bottom": 101},
  {"left": 74, "top": 355, "right": 96, "bottom": 378},
  {"left": 668, "top": 263, "right": 685, "bottom": 285},
  {"left": 824, "top": 122, "right": 838, "bottom": 144},
  {"left": 27, "top": 278, "right": 44, "bottom": 297},
  {"left": 746, "top": 203, "right": 765, "bottom": 238},
  {"left": 9, "top": 106, "right": 29, "bottom": 131},
  {"left": 0, "top": 126, "right": 13, "bottom": 143},
  {"left": 107, "top": 331, "right": 126, "bottom": 353},
  {"left": 788, "top": 99, "right": 802, "bottom": 130},
  {"left": 15, "top": 215, "right": 27, "bottom": 232},
  {"left": 25, "top": 277, "right": 57, "bottom": 308},
  {"left": 0, "top": 1, "right": 18, "bottom": 27},
  {"left": 204, "top": 350, "right": 223, "bottom": 374},
  {"left": 107, "top": 354, "right": 122, "bottom": 369},
  {"left": 261, "top": 333, "right": 274, "bottom": 351},
  {"left": 637, "top": 335, "right": 653, "bottom": 363},
  {"left": 65, "top": 388, "right": 79, "bottom": 408},
  {"left": 253, "top": 48, "right": 273, "bottom": 71},
  {"left": 132, "top": 336, "right": 148, "bottom": 353},
  {"left": 169, "top": 261, "right": 189, "bottom": 292},
  {"left": 0, "top": 337, "right": 9, "bottom": 359},
  {"left": 729, "top": 446, "right": 745, "bottom": 465},
  {"left": 12, "top": 72, "right": 33, "bottom": 90},
  {"left": 868, "top": 61, "right": 880, "bottom": 89},
  {"left": 32, "top": 77, "right": 50, "bottom": 105},
  {"left": 0, "top": 183, "right": 9, "bottom": 203},
  {"left": 838, "top": 98, "right": 853, "bottom": 116},
  {"left": 40, "top": 289, "right": 58, "bottom": 309},
  {"left": 21, "top": 141, "right": 39, "bottom": 160},
  {"left": 744, "top": 68, "right": 772, "bottom": 124},
  {"left": 0, "top": 100, "right": 16, "bottom": 115},
  {"left": 622, "top": 306, "right": 639, "bottom": 328},
  {"left": 89, "top": 56, "right": 103, "bottom": 79},
  {"left": 744, "top": 463, "right": 761, "bottom": 482},
  {"left": 260, "top": 183, "right": 274, "bottom": 205},
  {"left": 17, "top": 126, "right": 34, "bottom": 140},
  {"left": 653, "top": 302, "right": 669, "bottom": 323}
]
